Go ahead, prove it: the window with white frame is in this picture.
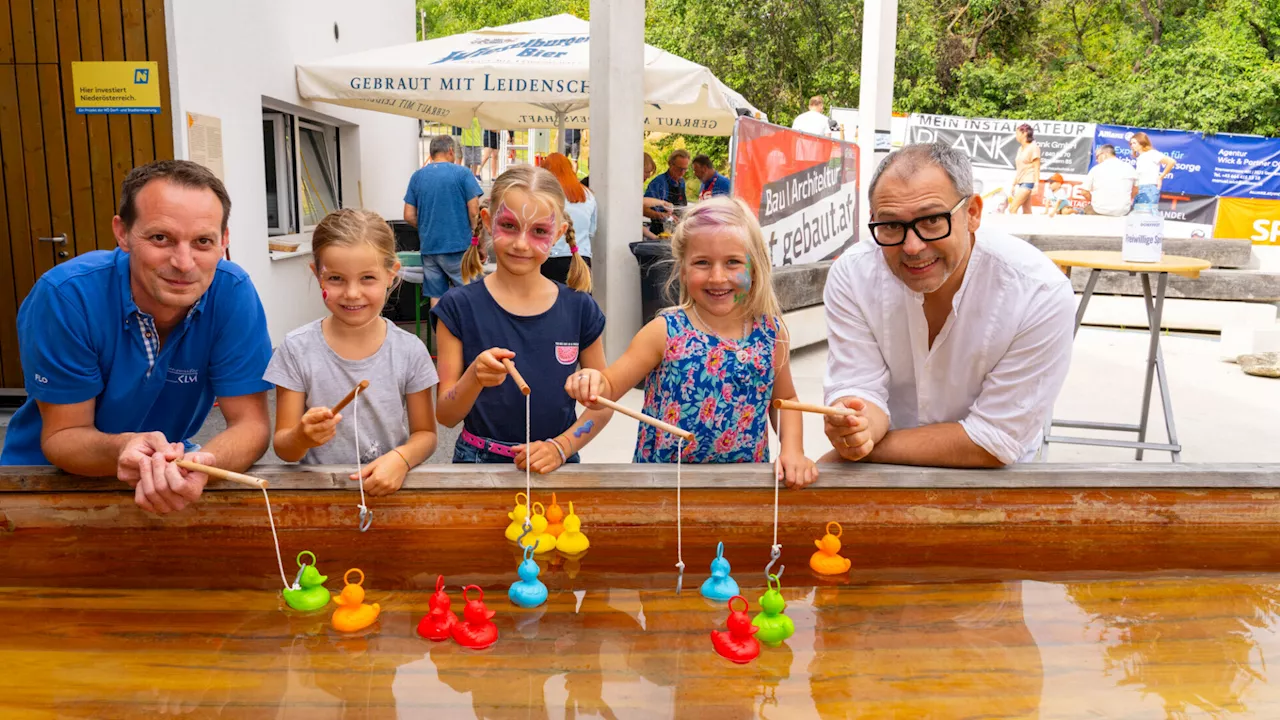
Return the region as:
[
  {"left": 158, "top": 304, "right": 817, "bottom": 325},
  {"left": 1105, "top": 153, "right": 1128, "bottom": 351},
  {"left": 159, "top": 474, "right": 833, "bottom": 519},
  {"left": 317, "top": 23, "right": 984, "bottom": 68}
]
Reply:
[{"left": 263, "top": 109, "right": 341, "bottom": 238}]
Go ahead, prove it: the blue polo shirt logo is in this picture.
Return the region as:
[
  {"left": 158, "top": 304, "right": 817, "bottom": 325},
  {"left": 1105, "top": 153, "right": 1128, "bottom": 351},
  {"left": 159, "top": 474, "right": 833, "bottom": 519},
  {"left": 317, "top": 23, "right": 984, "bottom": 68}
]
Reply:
[{"left": 167, "top": 368, "right": 200, "bottom": 384}]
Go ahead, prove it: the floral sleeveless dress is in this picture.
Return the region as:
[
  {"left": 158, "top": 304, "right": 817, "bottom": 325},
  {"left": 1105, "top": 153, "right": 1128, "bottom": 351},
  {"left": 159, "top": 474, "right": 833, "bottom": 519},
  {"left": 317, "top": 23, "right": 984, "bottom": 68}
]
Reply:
[{"left": 634, "top": 309, "right": 777, "bottom": 463}]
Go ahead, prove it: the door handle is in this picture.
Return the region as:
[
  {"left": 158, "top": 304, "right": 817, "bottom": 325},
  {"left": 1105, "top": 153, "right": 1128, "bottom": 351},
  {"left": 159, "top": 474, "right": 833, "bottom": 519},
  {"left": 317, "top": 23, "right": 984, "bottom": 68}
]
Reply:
[{"left": 38, "top": 234, "right": 68, "bottom": 244}]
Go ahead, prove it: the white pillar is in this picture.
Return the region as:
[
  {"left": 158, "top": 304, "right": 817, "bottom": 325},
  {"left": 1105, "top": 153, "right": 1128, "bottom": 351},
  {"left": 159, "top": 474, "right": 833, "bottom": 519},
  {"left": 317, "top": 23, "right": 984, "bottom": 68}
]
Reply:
[
  {"left": 590, "top": 0, "right": 645, "bottom": 362},
  {"left": 857, "top": 0, "right": 899, "bottom": 228}
]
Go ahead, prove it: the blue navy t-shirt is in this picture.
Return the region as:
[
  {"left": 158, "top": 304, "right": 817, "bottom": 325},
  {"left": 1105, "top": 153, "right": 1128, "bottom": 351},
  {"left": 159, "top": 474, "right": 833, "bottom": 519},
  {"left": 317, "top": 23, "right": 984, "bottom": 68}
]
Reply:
[
  {"left": 432, "top": 280, "right": 605, "bottom": 445},
  {"left": 404, "top": 161, "right": 483, "bottom": 255},
  {"left": 0, "top": 248, "right": 273, "bottom": 465}
]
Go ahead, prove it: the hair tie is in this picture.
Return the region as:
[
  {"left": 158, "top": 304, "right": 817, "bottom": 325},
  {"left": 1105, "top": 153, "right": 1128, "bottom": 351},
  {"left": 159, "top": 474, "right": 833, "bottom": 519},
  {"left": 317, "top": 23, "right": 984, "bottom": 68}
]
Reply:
[
  {"left": 470, "top": 236, "right": 479, "bottom": 247},
  {"left": 570, "top": 245, "right": 578, "bottom": 255}
]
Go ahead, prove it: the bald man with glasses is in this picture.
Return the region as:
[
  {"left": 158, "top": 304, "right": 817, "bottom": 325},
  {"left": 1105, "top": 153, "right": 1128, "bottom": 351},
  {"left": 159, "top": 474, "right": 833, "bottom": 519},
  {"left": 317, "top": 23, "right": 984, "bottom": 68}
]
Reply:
[{"left": 822, "top": 143, "right": 1075, "bottom": 467}]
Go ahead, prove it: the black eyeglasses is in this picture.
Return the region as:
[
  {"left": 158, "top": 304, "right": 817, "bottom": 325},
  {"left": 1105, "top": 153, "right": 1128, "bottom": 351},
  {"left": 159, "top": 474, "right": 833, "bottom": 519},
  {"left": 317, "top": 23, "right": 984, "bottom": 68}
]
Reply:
[{"left": 868, "top": 197, "right": 968, "bottom": 247}]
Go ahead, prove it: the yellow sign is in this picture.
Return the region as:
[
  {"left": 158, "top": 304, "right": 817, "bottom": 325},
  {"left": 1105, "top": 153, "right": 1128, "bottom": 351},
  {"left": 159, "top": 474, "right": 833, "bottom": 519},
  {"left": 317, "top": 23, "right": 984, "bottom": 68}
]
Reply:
[
  {"left": 71, "top": 61, "right": 161, "bottom": 114},
  {"left": 1214, "top": 197, "right": 1280, "bottom": 245}
]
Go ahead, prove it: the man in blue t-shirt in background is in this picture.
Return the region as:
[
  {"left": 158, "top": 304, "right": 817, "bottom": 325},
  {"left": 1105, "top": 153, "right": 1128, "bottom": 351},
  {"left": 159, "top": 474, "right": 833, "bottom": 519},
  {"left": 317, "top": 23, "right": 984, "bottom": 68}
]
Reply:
[
  {"left": 0, "top": 160, "right": 274, "bottom": 515},
  {"left": 405, "top": 135, "right": 484, "bottom": 304},
  {"left": 692, "top": 154, "right": 732, "bottom": 200},
  {"left": 644, "top": 149, "right": 690, "bottom": 235}
]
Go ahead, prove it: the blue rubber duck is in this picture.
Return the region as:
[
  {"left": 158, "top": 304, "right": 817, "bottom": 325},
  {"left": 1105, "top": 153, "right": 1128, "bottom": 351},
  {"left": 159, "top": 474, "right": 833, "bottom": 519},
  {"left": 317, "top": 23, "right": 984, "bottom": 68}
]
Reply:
[
  {"left": 700, "top": 541, "right": 740, "bottom": 602},
  {"left": 508, "top": 543, "right": 549, "bottom": 609}
]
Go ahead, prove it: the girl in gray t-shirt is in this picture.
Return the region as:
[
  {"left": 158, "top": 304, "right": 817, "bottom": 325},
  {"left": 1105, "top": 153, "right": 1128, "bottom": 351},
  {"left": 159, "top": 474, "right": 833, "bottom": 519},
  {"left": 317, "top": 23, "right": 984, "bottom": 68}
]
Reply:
[{"left": 265, "top": 209, "right": 439, "bottom": 496}]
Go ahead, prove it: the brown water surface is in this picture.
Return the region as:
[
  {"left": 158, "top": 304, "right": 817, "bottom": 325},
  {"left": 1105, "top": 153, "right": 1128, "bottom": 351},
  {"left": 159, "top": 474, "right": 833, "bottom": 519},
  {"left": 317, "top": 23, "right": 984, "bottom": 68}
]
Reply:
[{"left": 4, "top": 526, "right": 1280, "bottom": 718}]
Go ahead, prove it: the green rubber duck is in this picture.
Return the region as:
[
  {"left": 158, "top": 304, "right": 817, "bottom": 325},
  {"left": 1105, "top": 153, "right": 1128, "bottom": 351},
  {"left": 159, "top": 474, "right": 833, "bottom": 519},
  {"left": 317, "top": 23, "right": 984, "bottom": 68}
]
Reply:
[
  {"left": 282, "top": 550, "right": 331, "bottom": 612},
  {"left": 751, "top": 573, "right": 795, "bottom": 647}
]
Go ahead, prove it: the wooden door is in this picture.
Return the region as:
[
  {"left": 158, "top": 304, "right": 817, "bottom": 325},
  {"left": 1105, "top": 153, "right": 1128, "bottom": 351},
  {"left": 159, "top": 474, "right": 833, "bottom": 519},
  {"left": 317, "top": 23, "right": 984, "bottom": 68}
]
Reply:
[{"left": 0, "top": 0, "right": 174, "bottom": 391}]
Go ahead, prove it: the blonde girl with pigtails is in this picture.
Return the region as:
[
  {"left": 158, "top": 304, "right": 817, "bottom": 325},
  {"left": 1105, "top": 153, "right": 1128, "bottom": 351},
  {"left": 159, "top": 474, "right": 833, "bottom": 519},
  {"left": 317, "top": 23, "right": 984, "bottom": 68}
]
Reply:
[{"left": 434, "top": 165, "right": 609, "bottom": 472}]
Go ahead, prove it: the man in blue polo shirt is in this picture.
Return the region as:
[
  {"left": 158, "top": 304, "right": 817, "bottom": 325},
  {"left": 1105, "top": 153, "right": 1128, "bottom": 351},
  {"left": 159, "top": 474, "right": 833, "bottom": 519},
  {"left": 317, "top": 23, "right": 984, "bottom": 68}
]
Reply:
[
  {"left": 644, "top": 149, "right": 690, "bottom": 236},
  {"left": 0, "top": 160, "right": 274, "bottom": 514},
  {"left": 403, "top": 135, "right": 483, "bottom": 305},
  {"left": 692, "top": 154, "right": 732, "bottom": 200}
]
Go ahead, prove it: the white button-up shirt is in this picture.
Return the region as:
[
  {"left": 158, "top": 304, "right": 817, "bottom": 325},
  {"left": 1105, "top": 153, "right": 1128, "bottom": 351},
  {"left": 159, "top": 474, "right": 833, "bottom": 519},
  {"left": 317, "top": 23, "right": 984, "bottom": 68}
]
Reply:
[{"left": 823, "top": 228, "right": 1076, "bottom": 464}]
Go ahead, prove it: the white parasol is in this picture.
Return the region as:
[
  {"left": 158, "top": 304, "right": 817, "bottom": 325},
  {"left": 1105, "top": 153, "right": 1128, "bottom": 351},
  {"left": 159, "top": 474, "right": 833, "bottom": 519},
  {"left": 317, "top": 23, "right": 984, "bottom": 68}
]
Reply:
[{"left": 296, "top": 14, "right": 762, "bottom": 143}]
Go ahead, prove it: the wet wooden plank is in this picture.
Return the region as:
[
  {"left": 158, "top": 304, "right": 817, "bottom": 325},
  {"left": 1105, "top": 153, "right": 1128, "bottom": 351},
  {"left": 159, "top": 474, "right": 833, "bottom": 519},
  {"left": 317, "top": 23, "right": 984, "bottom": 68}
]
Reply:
[
  {"left": 141, "top": 0, "right": 172, "bottom": 160},
  {"left": 18, "top": 65, "right": 56, "bottom": 282},
  {"left": 55, "top": 0, "right": 98, "bottom": 259},
  {"left": 8, "top": 0, "right": 36, "bottom": 63},
  {"left": 0, "top": 0, "right": 14, "bottom": 64},
  {"left": 120, "top": 0, "right": 151, "bottom": 167},
  {"left": 97, "top": 0, "right": 131, "bottom": 208},
  {"left": 0, "top": 66, "right": 37, "bottom": 310},
  {"left": 33, "top": 0, "right": 58, "bottom": 62},
  {"left": 76, "top": 0, "right": 117, "bottom": 250}
]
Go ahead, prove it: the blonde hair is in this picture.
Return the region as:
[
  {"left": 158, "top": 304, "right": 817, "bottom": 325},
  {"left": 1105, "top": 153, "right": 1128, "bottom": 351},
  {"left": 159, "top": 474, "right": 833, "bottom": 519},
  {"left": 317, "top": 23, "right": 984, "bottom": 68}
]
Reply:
[
  {"left": 312, "top": 208, "right": 400, "bottom": 289},
  {"left": 462, "top": 165, "right": 592, "bottom": 292},
  {"left": 666, "top": 196, "right": 783, "bottom": 323}
]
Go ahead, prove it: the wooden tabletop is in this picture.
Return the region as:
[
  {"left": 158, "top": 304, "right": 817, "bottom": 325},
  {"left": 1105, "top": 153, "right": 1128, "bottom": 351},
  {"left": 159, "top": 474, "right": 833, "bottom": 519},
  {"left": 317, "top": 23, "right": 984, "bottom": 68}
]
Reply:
[{"left": 1043, "top": 250, "right": 1213, "bottom": 278}]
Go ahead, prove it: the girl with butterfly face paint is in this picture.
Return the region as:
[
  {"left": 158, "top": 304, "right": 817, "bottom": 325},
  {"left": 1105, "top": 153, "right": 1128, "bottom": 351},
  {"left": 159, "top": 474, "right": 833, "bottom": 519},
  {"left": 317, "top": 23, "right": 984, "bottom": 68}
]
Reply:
[{"left": 431, "top": 166, "right": 610, "bottom": 473}]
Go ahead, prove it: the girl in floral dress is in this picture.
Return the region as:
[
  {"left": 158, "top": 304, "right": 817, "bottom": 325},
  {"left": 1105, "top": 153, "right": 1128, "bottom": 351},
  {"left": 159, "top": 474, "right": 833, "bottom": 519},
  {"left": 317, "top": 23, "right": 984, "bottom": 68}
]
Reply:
[{"left": 566, "top": 197, "right": 818, "bottom": 488}]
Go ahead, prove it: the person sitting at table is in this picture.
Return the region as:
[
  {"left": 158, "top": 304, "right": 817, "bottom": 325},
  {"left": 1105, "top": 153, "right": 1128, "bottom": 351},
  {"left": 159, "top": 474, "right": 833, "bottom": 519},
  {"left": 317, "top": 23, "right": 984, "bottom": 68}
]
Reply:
[
  {"left": 692, "top": 154, "right": 732, "bottom": 200},
  {"left": 0, "top": 160, "right": 274, "bottom": 513},
  {"left": 823, "top": 142, "right": 1075, "bottom": 467}
]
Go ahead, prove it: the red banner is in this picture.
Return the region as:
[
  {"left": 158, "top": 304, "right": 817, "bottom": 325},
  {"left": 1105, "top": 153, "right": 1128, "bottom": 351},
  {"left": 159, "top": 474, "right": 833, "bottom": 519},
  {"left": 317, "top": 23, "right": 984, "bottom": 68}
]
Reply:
[{"left": 731, "top": 117, "right": 860, "bottom": 266}]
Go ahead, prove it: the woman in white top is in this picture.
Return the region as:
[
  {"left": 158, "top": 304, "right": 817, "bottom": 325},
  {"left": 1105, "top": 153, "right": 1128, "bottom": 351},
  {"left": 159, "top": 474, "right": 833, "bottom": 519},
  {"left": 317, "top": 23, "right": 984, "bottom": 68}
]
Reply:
[
  {"left": 1006, "top": 124, "right": 1041, "bottom": 214},
  {"left": 541, "top": 152, "right": 598, "bottom": 285},
  {"left": 1129, "top": 131, "right": 1175, "bottom": 208}
]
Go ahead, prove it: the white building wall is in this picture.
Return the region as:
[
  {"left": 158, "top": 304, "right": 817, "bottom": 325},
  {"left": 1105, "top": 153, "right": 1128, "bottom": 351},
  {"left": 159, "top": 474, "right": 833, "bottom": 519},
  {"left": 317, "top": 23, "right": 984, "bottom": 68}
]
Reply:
[{"left": 166, "top": 0, "right": 418, "bottom": 344}]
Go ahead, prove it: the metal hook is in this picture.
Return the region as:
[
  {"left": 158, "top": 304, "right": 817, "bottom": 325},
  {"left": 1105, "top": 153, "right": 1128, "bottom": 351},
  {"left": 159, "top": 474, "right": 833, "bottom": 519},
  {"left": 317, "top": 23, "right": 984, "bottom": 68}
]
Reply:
[
  {"left": 291, "top": 563, "right": 307, "bottom": 590},
  {"left": 358, "top": 505, "right": 373, "bottom": 533},
  {"left": 675, "top": 561, "right": 685, "bottom": 595},
  {"left": 765, "top": 544, "right": 783, "bottom": 582},
  {"left": 516, "top": 519, "right": 534, "bottom": 547}
]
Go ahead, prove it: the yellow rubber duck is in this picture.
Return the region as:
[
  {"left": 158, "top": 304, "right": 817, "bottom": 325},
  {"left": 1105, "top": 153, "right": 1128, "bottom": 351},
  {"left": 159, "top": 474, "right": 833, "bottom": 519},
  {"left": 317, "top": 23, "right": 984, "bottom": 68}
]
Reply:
[
  {"left": 504, "top": 492, "right": 530, "bottom": 543},
  {"left": 809, "top": 522, "right": 852, "bottom": 575},
  {"left": 331, "top": 568, "right": 381, "bottom": 633},
  {"left": 555, "top": 502, "right": 590, "bottom": 555},
  {"left": 545, "top": 493, "right": 566, "bottom": 538},
  {"left": 519, "top": 502, "right": 557, "bottom": 554}
]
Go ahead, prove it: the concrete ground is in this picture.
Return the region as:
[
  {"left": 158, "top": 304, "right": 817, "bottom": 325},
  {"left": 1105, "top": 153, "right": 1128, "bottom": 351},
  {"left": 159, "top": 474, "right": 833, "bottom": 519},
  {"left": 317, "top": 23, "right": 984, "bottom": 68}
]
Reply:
[{"left": 2, "top": 327, "right": 1276, "bottom": 465}]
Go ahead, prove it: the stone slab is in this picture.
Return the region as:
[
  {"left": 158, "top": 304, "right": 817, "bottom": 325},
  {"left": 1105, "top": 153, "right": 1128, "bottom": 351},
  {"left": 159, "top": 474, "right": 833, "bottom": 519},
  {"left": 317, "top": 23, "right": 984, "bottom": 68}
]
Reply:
[
  {"left": 774, "top": 261, "right": 831, "bottom": 311},
  {"left": 1078, "top": 295, "right": 1278, "bottom": 332}
]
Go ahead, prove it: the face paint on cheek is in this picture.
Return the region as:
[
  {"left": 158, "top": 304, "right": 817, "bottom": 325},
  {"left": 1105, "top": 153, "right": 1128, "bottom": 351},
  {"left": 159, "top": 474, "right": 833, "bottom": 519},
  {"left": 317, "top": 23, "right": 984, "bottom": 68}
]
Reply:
[
  {"left": 528, "top": 219, "right": 556, "bottom": 254},
  {"left": 322, "top": 290, "right": 328, "bottom": 300},
  {"left": 733, "top": 259, "right": 752, "bottom": 303},
  {"left": 491, "top": 205, "right": 521, "bottom": 241}
]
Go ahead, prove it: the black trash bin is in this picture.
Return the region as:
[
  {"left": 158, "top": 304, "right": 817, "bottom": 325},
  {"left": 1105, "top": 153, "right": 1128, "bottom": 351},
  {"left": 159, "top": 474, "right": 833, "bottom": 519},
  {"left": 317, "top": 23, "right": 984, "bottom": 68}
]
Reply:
[
  {"left": 384, "top": 220, "right": 419, "bottom": 323},
  {"left": 630, "top": 240, "right": 678, "bottom": 326}
]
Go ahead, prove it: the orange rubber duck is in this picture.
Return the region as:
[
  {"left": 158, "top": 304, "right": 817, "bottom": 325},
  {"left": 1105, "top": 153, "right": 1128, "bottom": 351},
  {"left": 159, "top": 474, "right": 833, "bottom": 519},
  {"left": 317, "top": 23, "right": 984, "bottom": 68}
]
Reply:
[
  {"left": 331, "top": 568, "right": 381, "bottom": 633},
  {"left": 810, "top": 521, "right": 852, "bottom": 575},
  {"left": 710, "top": 595, "right": 760, "bottom": 664},
  {"left": 545, "top": 493, "right": 566, "bottom": 538}
]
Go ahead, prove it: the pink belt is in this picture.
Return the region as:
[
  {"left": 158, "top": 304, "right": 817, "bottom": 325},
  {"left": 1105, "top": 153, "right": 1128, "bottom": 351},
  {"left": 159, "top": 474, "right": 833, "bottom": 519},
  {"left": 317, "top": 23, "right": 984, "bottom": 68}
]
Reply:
[{"left": 459, "top": 430, "right": 519, "bottom": 458}]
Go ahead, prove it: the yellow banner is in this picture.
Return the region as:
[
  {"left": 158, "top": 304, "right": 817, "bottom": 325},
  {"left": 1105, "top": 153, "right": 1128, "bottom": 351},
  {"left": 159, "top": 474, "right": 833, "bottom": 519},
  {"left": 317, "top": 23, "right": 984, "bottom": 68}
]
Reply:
[
  {"left": 1214, "top": 197, "right": 1280, "bottom": 244},
  {"left": 71, "top": 61, "right": 161, "bottom": 114}
]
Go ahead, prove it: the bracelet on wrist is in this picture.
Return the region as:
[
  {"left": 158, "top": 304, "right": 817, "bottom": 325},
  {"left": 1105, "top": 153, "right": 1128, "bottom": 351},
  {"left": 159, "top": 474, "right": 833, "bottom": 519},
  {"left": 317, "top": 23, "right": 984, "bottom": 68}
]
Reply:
[
  {"left": 392, "top": 448, "right": 411, "bottom": 469},
  {"left": 548, "top": 437, "right": 568, "bottom": 463}
]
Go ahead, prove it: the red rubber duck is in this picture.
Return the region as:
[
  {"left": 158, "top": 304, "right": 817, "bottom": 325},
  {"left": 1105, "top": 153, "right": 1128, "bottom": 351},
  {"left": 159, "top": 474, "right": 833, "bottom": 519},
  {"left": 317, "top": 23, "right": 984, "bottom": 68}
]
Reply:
[
  {"left": 451, "top": 584, "right": 499, "bottom": 649},
  {"left": 710, "top": 595, "right": 760, "bottom": 664},
  {"left": 416, "top": 575, "right": 458, "bottom": 641}
]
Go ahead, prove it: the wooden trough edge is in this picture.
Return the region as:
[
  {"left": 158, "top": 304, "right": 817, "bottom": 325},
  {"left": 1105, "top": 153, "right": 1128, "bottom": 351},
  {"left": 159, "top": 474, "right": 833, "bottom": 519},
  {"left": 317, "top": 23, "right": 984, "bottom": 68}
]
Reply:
[{"left": 2, "top": 462, "right": 1279, "bottom": 493}]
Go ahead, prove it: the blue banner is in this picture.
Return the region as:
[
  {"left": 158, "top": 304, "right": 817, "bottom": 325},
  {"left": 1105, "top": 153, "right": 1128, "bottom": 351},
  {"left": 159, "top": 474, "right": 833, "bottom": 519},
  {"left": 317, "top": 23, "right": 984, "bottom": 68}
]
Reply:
[{"left": 1094, "top": 124, "right": 1280, "bottom": 200}]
